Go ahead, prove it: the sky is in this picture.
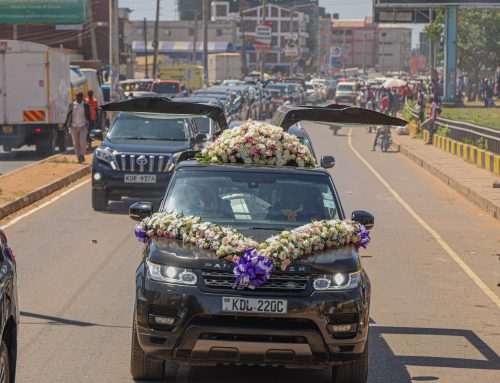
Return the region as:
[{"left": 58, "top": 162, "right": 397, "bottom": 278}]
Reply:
[{"left": 119, "top": 0, "right": 422, "bottom": 47}]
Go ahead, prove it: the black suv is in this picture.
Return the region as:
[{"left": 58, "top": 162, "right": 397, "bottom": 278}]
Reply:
[
  {"left": 115, "top": 101, "right": 405, "bottom": 382},
  {"left": 0, "top": 229, "right": 19, "bottom": 383},
  {"left": 92, "top": 98, "right": 221, "bottom": 211}
]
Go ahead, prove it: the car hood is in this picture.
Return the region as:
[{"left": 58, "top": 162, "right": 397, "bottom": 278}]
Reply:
[
  {"left": 148, "top": 238, "right": 360, "bottom": 274},
  {"left": 102, "top": 138, "right": 190, "bottom": 153}
]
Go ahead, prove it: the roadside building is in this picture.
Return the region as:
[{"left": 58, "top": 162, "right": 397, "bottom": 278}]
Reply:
[
  {"left": 377, "top": 24, "right": 412, "bottom": 74},
  {"left": 331, "top": 17, "right": 377, "bottom": 73}
]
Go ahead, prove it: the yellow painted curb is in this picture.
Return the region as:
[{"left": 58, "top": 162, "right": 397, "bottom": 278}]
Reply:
[{"left": 494, "top": 156, "right": 500, "bottom": 175}]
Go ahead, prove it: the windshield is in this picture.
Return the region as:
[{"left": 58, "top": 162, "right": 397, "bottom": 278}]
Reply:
[
  {"left": 120, "top": 81, "right": 152, "bottom": 92},
  {"left": 305, "top": 84, "right": 315, "bottom": 90},
  {"left": 152, "top": 83, "right": 180, "bottom": 94},
  {"left": 163, "top": 170, "right": 339, "bottom": 229},
  {"left": 267, "top": 86, "right": 288, "bottom": 97},
  {"left": 192, "top": 116, "right": 211, "bottom": 134},
  {"left": 108, "top": 113, "right": 189, "bottom": 141},
  {"left": 337, "top": 85, "right": 354, "bottom": 92}
]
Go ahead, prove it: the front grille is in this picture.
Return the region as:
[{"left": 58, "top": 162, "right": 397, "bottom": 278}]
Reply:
[
  {"left": 114, "top": 153, "right": 173, "bottom": 172},
  {"left": 327, "top": 313, "right": 359, "bottom": 325},
  {"left": 202, "top": 269, "right": 309, "bottom": 292}
]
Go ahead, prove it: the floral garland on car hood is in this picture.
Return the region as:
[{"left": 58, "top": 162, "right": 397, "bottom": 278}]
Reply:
[
  {"left": 135, "top": 213, "right": 370, "bottom": 289},
  {"left": 198, "top": 121, "right": 316, "bottom": 167}
]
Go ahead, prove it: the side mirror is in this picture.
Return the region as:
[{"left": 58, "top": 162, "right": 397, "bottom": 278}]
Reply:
[
  {"left": 195, "top": 133, "right": 207, "bottom": 144},
  {"left": 321, "top": 155, "right": 335, "bottom": 169},
  {"left": 129, "top": 202, "right": 153, "bottom": 221},
  {"left": 90, "top": 129, "right": 104, "bottom": 140},
  {"left": 351, "top": 210, "right": 375, "bottom": 230}
]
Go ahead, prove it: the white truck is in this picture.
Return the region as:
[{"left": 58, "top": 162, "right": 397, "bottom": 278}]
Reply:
[
  {"left": 0, "top": 40, "right": 71, "bottom": 153},
  {"left": 208, "top": 53, "right": 242, "bottom": 84}
]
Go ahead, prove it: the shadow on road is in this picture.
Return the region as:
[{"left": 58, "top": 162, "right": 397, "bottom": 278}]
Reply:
[{"left": 20, "top": 311, "right": 131, "bottom": 329}]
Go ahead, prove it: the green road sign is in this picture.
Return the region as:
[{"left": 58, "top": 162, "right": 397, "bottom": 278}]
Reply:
[{"left": 0, "top": 0, "right": 90, "bottom": 24}]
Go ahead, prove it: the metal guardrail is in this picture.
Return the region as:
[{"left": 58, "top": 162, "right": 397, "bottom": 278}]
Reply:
[{"left": 408, "top": 105, "right": 500, "bottom": 155}]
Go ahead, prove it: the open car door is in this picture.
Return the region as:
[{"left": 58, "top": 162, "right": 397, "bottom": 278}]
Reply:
[
  {"left": 271, "top": 104, "right": 407, "bottom": 131},
  {"left": 101, "top": 97, "right": 229, "bottom": 131}
]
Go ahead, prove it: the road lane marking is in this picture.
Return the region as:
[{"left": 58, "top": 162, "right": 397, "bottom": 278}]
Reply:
[
  {"left": 348, "top": 128, "right": 500, "bottom": 309},
  {"left": 2, "top": 179, "right": 90, "bottom": 229}
]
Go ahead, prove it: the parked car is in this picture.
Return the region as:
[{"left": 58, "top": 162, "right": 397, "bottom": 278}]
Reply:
[
  {"left": 0, "top": 228, "right": 19, "bottom": 383},
  {"left": 151, "top": 80, "right": 182, "bottom": 98},
  {"left": 119, "top": 79, "right": 154, "bottom": 93},
  {"left": 173, "top": 97, "right": 224, "bottom": 140},
  {"left": 92, "top": 100, "right": 216, "bottom": 210},
  {"left": 124, "top": 103, "right": 406, "bottom": 382},
  {"left": 335, "top": 82, "right": 357, "bottom": 105}
]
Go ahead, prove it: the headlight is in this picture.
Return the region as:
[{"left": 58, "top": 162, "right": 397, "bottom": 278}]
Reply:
[
  {"left": 313, "top": 272, "right": 361, "bottom": 291},
  {"left": 95, "top": 146, "right": 115, "bottom": 164},
  {"left": 146, "top": 261, "right": 198, "bottom": 286}
]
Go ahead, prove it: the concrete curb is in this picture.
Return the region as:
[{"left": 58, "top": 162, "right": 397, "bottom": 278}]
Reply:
[
  {"left": 0, "top": 165, "right": 90, "bottom": 220},
  {"left": 394, "top": 140, "right": 500, "bottom": 221}
]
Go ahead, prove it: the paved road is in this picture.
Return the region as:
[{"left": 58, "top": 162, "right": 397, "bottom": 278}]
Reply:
[
  {"left": 0, "top": 146, "right": 48, "bottom": 175},
  {"left": 4, "top": 124, "right": 500, "bottom": 382}
]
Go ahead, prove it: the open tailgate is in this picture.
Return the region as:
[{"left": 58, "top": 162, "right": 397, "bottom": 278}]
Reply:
[
  {"left": 271, "top": 104, "right": 407, "bottom": 131},
  {"left": 101, "top": 97, "right": 229, "bottom": 131}
]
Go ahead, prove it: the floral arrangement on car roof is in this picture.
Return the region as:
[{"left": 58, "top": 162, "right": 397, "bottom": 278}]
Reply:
[
  {"left": 197, "top": 121, "right": 316, "bottom": 167},
  {"left": 135, "top": 213, "right": 370, "bottom": 289}
]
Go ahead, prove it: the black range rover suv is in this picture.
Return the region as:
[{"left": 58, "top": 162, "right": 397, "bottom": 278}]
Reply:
[
  {"left": 92, "top": 98, "right": 225, "bottom": 211},
  {"left": 106, "top": 99, "right": 405, "bottom": 382}
]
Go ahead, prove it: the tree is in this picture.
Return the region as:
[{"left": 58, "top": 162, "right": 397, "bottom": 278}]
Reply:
[
  {"left": 424, "top": 8, "right": 500, "bottom": 76},
  {"left": 456, "top": 9, "right": 500, "bottom": 76}
]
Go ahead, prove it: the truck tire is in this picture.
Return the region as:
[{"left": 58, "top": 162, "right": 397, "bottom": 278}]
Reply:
[
  {"left": 0, "top": 340, "right": 10, "bottom": 383},
  {"left": 2, "top": 145, "right": 12, "bottom": 153},
  {"left": 130, "top": 320, "right": 165, "bottom": 381},
  {"left": 331, "top": 339, "right": 368, "bottom": 383},
  {"left": 35, "top": 129, "right": 56, "bottom": 155},
  {"left": 56, "top": 130, "right": 68, "bottom": 152},
  {"left": 92, "top": 189, "right": 108, "bottom": 211}
]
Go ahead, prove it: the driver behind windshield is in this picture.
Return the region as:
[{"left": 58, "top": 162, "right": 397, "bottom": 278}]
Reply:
[{"left": 267, "top": 187, "right": 323, "bottom": 222}]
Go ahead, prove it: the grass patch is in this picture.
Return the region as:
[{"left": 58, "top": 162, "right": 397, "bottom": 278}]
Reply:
[{"left": 440, "top": 107, "right": 500, "bottom": 130}]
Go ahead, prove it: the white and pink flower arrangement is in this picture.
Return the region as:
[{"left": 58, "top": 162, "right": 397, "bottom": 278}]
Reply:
[
  {"left": 135, "top": 213, "right": 370, "bottom": 289},
  {"left": 198, "top": 121, "right": 316, "bottom": 167}
]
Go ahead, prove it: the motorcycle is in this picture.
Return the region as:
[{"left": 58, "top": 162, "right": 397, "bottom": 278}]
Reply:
[{"left": 378, "top": 126, "right": 392, "bottom": 152}]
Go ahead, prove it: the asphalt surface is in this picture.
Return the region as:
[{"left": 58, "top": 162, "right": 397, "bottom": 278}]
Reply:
[
  {"left": 0, "top": 146, "right": 48, "bottom": 175},
  {"left": 4, "top": 123, "right": 500, "bottom": 382}
]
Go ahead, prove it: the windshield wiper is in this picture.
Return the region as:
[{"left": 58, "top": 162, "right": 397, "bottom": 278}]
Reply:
[
  {"left": 246, "top": 227, "right": 286, "bottom": 231},
  {"left": 115, "top": 136, "right": 148, "bottom": 140}
]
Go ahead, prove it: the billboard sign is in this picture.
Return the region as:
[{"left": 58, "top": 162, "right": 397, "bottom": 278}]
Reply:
[
  {"left": 0, "top": 0, "right": 90, "bottom": 24},
  {"left": 284, "top": 33, "right": 299, "bottom": 57},
  {"left": 375, "top": 1, "right": 499, "bottom": 7},
  {"left": 255, "top": 23, "right": 272, "bottom": 52}
]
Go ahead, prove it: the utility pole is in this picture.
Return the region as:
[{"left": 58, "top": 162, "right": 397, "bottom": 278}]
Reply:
[
  {"left": 202, "top": 0, "right": 208, "bottom": 86},
  {"left": 362, "top": 32, "right": 367, "bottom": 74},
  {"left": 143, "top": 18, "right": 149, "bottom": 78},
  {"left": 109, "top": 0, "right": 119, "bottom": 102},
  {"left": 152, "top": 0, "right": 160, "bottom": 79},
  {"left": 259, "top": 0, "right": 267, "bottom": 83},
  {"left": 240, "top": 4, "right": 247, "bottom": 76},
  {"left": 192, "top": 10, "right": 198, "bottom": 64},
  {"left": 316, "top": 3, "right": 320, "bottom": 74}
]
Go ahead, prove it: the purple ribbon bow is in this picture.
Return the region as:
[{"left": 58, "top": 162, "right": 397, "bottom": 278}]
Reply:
[{"left": 233, "top": 248, "right": 274, "bottom": 289}]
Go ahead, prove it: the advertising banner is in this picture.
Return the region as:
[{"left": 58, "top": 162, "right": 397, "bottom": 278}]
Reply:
[
  {"left": 255, "top": 23, "right": 272, "bottom": 52},
  {"left": 0, "top": 0, "right": 90, "bottom": 24}
]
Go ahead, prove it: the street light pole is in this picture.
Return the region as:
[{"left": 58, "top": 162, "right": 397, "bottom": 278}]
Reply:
[
  {"left": 109, "top": 0, "right": 119, "bottom": 102},
  {"left": 152, "top": 0, "right": 160, "bottom": 79},
  {"left": 202, "top": 0, "right": 208, "bottom": 86},
  {"left": 260, "top": 0, "right": 267, "bottom": 83}
]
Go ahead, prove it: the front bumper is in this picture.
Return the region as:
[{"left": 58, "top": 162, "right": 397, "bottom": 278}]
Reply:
[
  {"left": 91, "top": 159, "right": 172, "bottom": 199},
  {"left": 134, "top": 268, "right": 370, "bottom": 367}
]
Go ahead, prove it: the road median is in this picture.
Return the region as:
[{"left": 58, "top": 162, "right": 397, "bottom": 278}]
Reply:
[
  {"left": 393, "top": 134, "right": 500, "bottom": 221},
  {"left": 0, "top": 153, "right": 92, "bottom": 220}
]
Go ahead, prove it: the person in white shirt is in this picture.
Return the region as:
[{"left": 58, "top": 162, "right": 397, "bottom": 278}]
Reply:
[{"left": 65, "top": 92, "right": 90, "bottom": 162}]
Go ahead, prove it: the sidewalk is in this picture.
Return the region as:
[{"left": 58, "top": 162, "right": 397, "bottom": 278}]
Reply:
[{"left": 393, "top": 134, "right": 500, "bottom": 221}]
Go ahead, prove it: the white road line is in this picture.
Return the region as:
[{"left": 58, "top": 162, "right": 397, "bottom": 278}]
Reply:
[
  {"left": 1, "top": 179, "right": 90, "bottom": 229},
  {"left": 348, "top": 128, "right": 500, "bottom": 309}
]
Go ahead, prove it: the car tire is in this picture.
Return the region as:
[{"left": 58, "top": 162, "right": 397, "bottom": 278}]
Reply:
[
  {"left": 92, "top": 189, "right": 108, "bottom": 211},
  {"left": 130, "top": 320, "right": 165, "bottom": 381},
  {"left": 0, "top": 340, "right": 10, "bottom": 383},
  {"left": 331, "top": 339, "right": 368, "bottom": 383}
]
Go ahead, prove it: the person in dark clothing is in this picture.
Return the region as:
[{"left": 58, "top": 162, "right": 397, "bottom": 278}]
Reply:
[{"left": 65, "top": 92, "right": 91, "bottom": 163}]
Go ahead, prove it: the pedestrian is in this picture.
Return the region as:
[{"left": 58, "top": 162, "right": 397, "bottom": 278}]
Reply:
[
  {"left": 85, "top": 90, "right": 99, "bottom": 149},
  {"left": 360, "top": 88, "right": 368, "bottom": 109},
  {"left": 379, "top": 92, "right": 389, "bottom": 114},
  {"left": 485, "top": 79, "right": 494, "bottom": 107},
  {"left": 417, "top": 89, "right": 426, "bottom": 122},
  {"left": 65, "top": 92, "right": 90, "bottom": 163},
  {"left": 426, "top": 97, "right": 439, "bottom": 145}
]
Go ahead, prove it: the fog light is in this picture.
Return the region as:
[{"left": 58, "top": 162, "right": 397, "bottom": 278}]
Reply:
[
  {"left": 93, "top": 172, "right": 102, "bottom": 181},
  {"left": 150, "top": 315, "right": 176, "bottom": 326},
  {"left": 328, "top": 324, "right": 357, "bottom": 333}
]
